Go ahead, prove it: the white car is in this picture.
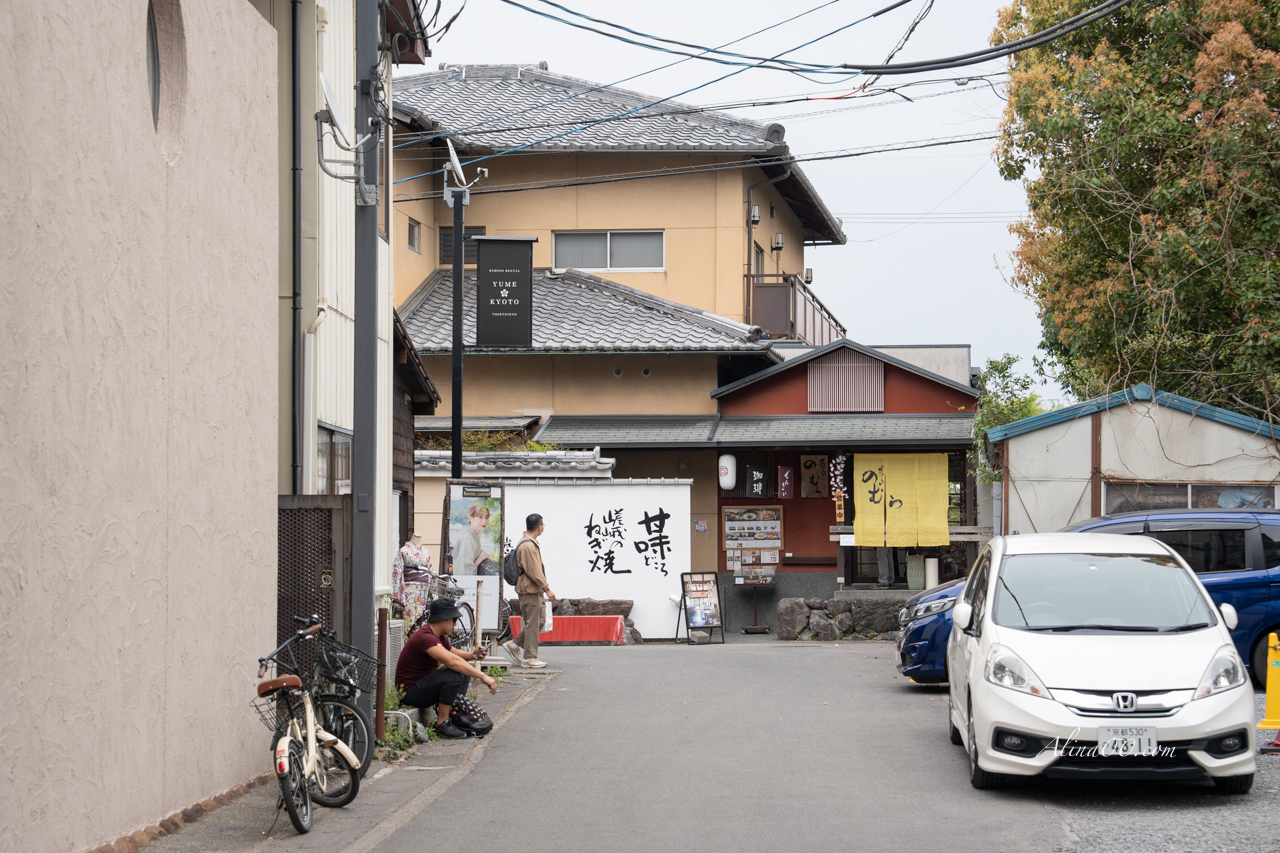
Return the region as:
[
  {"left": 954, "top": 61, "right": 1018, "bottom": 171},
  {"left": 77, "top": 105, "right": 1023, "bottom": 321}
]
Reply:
[{"left": 948, "top": 533, "right": 1256, "bottom": 792}]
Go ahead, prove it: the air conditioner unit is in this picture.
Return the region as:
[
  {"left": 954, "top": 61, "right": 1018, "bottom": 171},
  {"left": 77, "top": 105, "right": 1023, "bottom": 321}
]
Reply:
[
  {"left": 379, "top": 619, "right": 404, "bottom": 690},
  {"left": 772, "top": 232, "right": 784, "bottom": 250}
]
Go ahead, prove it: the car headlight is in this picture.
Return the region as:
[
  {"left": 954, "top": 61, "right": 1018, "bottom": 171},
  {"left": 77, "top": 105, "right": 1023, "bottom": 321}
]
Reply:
[
  {"left": 984, "top": 644, "right": 1051, "bottom": 698},
  {"left": 1194, "top": 645, "right": 1247, "bottom": 700},
  {"left": 900, "top": 597, "right": 957, "bottom": 625}
]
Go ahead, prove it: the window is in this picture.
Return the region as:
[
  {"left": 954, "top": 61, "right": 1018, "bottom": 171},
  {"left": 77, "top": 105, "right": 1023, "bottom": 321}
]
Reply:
[
  {"left": 553, "top": 230, "right": 663, "bottom": 271},
  {"left": 1149, "top": 527, "right": 1248, "bottom": 574},
  {"left": 769, "top": 203, "right": 776, "bottom": 219},
  {"left": 439, "top": 226, "right": 485, "bottom": 265},
  {"left": 1105, "top": 481, "right": 1276, "bottom": 514},
  {"left": 407, "top": 218, "right": 420, "bottom": 253},
  {"left": 146, "top": 1, "right": 160, "bottom": 128},
  {"left": 316, "top": 425, "right": 352, "bottom": 496},
  {"left": 1263, "top": 526, "right": 1280, "bottom": 568},
  {"left": 753, "top": 243, "right": 764, "bottom": 276}
]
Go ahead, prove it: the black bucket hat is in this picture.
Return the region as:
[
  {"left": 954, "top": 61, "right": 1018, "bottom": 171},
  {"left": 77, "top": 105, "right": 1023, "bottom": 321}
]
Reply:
[{"left": 426, "top": 598, "right": 464, "bottom": 623}]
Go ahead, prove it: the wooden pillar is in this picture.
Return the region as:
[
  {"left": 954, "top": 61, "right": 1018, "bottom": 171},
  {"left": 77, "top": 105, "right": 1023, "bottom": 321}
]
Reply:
[
  {"left": 1090, "top": 412, "right": 1102, "bottom": 518},
  {"left": 965, "top": 451, "right": 977, "bottom": 568}
]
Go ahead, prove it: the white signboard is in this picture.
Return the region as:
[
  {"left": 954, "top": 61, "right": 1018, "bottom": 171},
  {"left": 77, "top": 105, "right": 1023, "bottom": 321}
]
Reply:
[
  {"left": 450, "top": 575, "right": 501, "bottom": 631},
  {"left": 505, "top": 482, "right": 690, "bottom": 639}
]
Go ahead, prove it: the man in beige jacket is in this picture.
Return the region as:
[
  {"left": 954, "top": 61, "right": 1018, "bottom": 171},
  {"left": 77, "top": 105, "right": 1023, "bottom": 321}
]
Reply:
[{"left": 503, "top": 513, "right": 555, "bottom": 669}]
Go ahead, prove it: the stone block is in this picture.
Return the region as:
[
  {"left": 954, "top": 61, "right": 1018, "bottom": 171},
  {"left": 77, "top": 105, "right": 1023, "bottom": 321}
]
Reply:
[
  {"left": 629, "top": 627, "right": 643, "bottom": 645},
  {"left": 776, "top": 598, "right": 810, "bottom": 641},
  {"left": 181, "top": 806, "right": 202, "bottom": 822},
  {"left": 234, "top": 785, "right": 251, "bottom": 797},
  {"left": 552, "top": 599, "right": 579, "bottom": 616},
  {"left": 576, "top": 598, "right": 633, "bottom": 617},
  {"left": 804, "top": 597, "right": 826, "bottom": 609},
  {"left": 166, "top": 813, "right": 185, "bottom": 830},
  {"left": 200, "top": 798, "right": 218, "bottom": 812},
  {"left": 850, "top": 597, "right": 908, "bottom": 633},
  {"left": 129, "top": 830, "right": 150, "bottom": 848},
  {"left": 809, "top": 610, "right": 839, "bottom": 641},
  {"left": 159, "top": 819, "right": 180, "bottom": 836},
  {"left": 142, "top": 826, "right": 161, "bottom": 841},
  {"left": 112, "top": 838, "right": 138, "bottom": 853},
  {"left": 825, "top": 598, "right": 851, "bottom": 615},
  {"left": 689, "top": 629, "right": 710, "bottom": 643},
  {"left": 835, "top": 612, "right": 854, "bottom": 634}
]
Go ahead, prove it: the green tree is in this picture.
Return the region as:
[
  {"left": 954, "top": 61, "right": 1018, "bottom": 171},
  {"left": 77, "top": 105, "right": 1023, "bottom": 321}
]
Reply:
[
  {"left": 993, "top": 0, "right": 1280, "bottom": 423},
  {"left": 972, "top": 355, "right": 1048, "bottom": 483}
]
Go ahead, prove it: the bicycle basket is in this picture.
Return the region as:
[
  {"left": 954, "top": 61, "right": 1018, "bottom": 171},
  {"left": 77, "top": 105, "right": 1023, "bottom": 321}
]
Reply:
[
  {"left": 250, "top": 693, "right": 305, "bottom": 732},
  {"left": 317, "top": 637, "right": 379, "bottom": 694}
]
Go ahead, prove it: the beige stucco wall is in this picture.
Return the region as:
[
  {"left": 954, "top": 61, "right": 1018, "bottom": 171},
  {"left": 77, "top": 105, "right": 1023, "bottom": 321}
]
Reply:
[
  {"left": 0, "top": 3, "right": 279, "bottom": 851},
  {"left": 391, "top": 148, "right": 808, "bottom": 321}
]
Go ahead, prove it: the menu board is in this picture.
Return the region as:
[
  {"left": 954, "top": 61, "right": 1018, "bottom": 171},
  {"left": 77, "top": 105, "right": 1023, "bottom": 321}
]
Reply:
[
  {"left": 682, "top": 573, "right": 723, "bottom": 628},
  {"left": 723, "top": 506, "right": 784, "bottom": 551}
]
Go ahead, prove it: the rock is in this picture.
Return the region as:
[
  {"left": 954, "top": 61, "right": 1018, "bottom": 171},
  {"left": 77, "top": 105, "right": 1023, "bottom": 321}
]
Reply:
[
  {"left": 690, "top": 629, "right": 710, "bottom": 643},
  {"left": 129, "top": 829, "right": 151, "bottom": 848},
  {"left": 776, "top": 598, "right": 811, "bottom": 641},
  {"left": 576, "top": 598, "right": 633, "bottom": 617},
  {"left": 825, "top": 598, "right": 851, "bottom": 615},
  {"left": 846, "top": 633, "right": 869, "bottom": 641},
  {"left": 112, "top": 838, "right": 138, "bottom": 853},
  {"left": 90, "top": 846, "right": 116, "bottom": 853},
  {"left": 166, "top": 812, "right": 185, "bottom": 829},
  {"left": 809, "top": 610, "right": 840, "bottom": 641},
  {"left": 618, "top": 624, "right": 633, "bottom": 645},
  {"left": 143, "top": 826, "right": 161, "bottom": 841},
  {"left": 159, "top": 819, "right": 180, "bottom": 836},
  {"left": 199, "top": 798, "right": 218, "bottom": 813},
  {"left": 213, "top": 793, "right": 230, "bottom": 807},
  {"left": 234, "top": 784, "right": 251, "bottom": 797},
  {"left": 804, "top": 597, "right": 826, "bottom": 609},
  {"left": 850, "top": 597, "right": 908, "bottom": 633},
  {"left": 181, "top": 806, "right": 202, "bottom": 823},
  {"left": 835, "top": 612, "right": 854, "bottom": 633},
  {"left": 629, "top": 627, "right": 643, "bottom": 645},
  {"left": 882, "top": 630, "right": 902, "bottom": 643},
  {"left": 624, "top": 616, "right": 634, "bottom": 627},
  {"left": 552, "top": 599, "right": 579, "bottom": 616}
]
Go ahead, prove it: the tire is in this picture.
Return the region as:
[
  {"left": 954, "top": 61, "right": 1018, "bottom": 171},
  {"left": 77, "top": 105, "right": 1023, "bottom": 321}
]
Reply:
[
  {"left": 313, "top": 697, "right": 372, "bottom": 779},
  {"left": 968, "top": 699, "right": 1004, "bottom": 789},
  {"left": 1213, "top": 773, "right": 1254, "bottom": 795},
  {"left": 496, "top": 597, "right": 513, "bottom": 643},
  {"left": 279, "top": 740, "right": 312, "bottom": 833},
  {"left": 450, "top": 602, "right": 475, "bottom": 652},
  {"left": 1251, "top": 633, "right": 1275, "bottom": 689},
  {"left": 310, "top": 742, "right": 360, "bottom": 808},
  {"left": 949, "top": 691, "right": 963, "bottom": 746}
]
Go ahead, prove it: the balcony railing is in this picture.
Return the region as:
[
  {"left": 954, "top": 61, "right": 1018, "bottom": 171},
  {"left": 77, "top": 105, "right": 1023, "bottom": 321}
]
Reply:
[{"left": 747, "top": 273, "right": 846, "bottom": 346}]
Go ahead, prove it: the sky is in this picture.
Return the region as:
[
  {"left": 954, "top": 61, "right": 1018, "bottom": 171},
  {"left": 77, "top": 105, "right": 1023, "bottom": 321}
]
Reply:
[{"left": 397, "top": 0, "right": 1065, "bottom": 402}]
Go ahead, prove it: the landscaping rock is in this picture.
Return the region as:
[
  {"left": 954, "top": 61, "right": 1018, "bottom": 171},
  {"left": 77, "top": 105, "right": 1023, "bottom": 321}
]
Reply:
[
  {"left": 809, "top": 610, "right": 840, "bottom": 641},
  {"left": 850, "top": 597, "right": 907, "bottom": 633},
  {"left": 576, "top": 598, "right": 633, "bottom": 617},
  {"left": 825, "top": 598, "right": 851, "bottom": 615},
  {"left": 158, "top": 819, "right": 180, "bottom": 836},
  {"left": 629, "top": 627, "right": 643, "bottom": 644},
  {"left": 112, "top": 838, "right": 138, "bottom": 853},
  {"left": 129, "top": 830, "right": 150, "bottom": 848},
  {"left": 882, "top": 630, "right": 902, "bottom": 643},
  {"left": 846, "top": 633, "right": 869, "bottom": 641},
  {"left": 181, "top": 806, "right": 202, "bottom": 822},
  {"left": 618, "top": 624, "right": 633, "bottom": 645},
  {"left": 835, "top": 612, "right": 855, "bottom": 634},
  {"left": 776, "top": 598, "right": 811, "bottom": 641},
  {"left": 199, "top": 798, "right": 218, "bottom": 813},
  {"left": 552, "top": 599, "right": 579, "bottom": 617},
  {"left": 804, "top": 597, "right": 826, "bottom": 609}
]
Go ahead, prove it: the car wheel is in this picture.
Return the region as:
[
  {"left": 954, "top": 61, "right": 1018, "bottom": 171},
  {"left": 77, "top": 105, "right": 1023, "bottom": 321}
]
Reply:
[
  {"left": 948, "top": 691, "right": 963, "bottom": 746},
  {"left": 968, "top": 698, "right": 1003, "bottom": 789},
  {"left": 1213, "top": 773, "right": 1254, "bottom": 795},
  {"left": 1251, "top": 633, "right": 1275, "bottom": 690}
]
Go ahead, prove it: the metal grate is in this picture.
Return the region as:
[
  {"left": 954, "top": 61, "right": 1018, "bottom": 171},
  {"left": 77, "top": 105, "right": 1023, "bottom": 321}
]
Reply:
[
  {"left": 808, "top": 348, "right": 883, "bottom": 413},
  {"left": 278, "top": 507, "right": 334, "bottom": 674}
]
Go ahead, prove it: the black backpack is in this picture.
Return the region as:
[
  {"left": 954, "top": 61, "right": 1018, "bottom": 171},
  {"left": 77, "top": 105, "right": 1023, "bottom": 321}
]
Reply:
[{"left": 502, "top": 539, "right": 531, "bottom": 587}]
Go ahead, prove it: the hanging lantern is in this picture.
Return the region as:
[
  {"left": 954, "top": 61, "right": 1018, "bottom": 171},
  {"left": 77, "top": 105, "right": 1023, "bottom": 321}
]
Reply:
[{"left": 718, "top": 454, "right": 737, "bottom": 490}]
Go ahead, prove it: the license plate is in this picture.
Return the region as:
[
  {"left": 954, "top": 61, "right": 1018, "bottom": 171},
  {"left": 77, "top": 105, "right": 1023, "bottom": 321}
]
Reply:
[{"left": 1098, "top": 726, "right": 1158, "bottom": 757}]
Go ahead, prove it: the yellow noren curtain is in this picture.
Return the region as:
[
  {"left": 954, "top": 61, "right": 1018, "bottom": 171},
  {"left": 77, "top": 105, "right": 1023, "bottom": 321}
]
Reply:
[
  {"left": 852, "top": 454, "right": 886, "bottom": 547},
  {"left": 916, "top": 453, "right": 951, "bottom": 546},
  {"left": 884, "top": 455, "right": 918, "bottom": 546}
]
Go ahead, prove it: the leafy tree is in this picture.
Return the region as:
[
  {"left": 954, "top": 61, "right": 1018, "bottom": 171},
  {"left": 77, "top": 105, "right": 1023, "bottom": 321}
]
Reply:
[
  {"left": 993, "top": 0, "right": 1280, "bottom": 423},
  {"left": 972, "top": 355, "right": 1048, "bottom": 483}
]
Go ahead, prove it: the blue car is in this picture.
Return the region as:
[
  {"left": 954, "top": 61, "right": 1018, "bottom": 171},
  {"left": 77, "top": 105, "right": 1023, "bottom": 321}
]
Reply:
[
  {"left": 1069, "top": 509, "right": 1280, "bottom": 687},
  {"left": 895, "top": 578, "right": 965, "bottom": 683}
]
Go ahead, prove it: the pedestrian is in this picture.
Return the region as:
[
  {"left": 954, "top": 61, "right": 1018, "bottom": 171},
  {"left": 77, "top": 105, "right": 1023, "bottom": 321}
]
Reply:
[
  {"left": 501, "top": 513, "right": 554, "bottom": 669},
  {"left": 395, "top": 598, "right": 498, "bottom": 738},
  {"left": 871, "top": 546, "right": 895, "bottom": 589}
]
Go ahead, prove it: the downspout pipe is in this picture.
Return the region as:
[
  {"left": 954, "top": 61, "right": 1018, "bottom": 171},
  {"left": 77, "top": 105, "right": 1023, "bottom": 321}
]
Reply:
[
  {"left": 745, "top": 162, "right": 791, "bottom": 327},
  {"left": 290, "top": 0, "right": 303, "bottom": 494}
]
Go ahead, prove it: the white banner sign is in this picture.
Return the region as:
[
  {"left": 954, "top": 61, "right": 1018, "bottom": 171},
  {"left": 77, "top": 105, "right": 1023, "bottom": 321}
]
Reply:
[
  {"left": 450, "top": 575, "right": 501, "bottom": 631},
  {"left": 505, "top": 482, "right": 690, "bottom": 638}
]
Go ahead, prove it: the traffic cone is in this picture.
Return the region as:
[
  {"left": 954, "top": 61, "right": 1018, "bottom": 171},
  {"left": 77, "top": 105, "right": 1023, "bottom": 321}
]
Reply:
[{"left": 1258, "top": 632, "right": 1280, "bottom": 754}]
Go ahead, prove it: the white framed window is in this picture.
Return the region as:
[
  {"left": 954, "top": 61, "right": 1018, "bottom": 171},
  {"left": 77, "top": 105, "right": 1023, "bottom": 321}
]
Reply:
[
  {"left": 553, "top": 230, "right": 664, "bottom": 272},
  {"left": 407, "top": 218, "right": 420, "bottom": 253},
  {"left": 1103, "top": 481, "right": 1277, "bottom": 514}
]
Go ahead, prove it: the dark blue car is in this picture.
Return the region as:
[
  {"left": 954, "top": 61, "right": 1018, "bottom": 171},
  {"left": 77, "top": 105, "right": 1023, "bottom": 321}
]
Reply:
[{"left": 895, "top": 509, "right": 1280, "bottom": 687}]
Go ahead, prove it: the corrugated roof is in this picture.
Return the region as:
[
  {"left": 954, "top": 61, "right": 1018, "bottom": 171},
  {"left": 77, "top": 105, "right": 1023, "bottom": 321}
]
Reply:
[
  {"left": 987, "top": 384, "right": 1280, "bottom": 443},
  {"left": 392, "top": 64, "right": 845, "bottom": 244},
  {"left": 401, "top": 268, "right": 778, "bottom": 357},
  {"left": 534, "top": 414, "right": 974, "bottom": 448}
]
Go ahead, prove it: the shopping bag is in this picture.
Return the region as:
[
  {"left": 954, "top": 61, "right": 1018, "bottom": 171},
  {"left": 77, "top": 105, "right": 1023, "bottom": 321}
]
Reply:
[{"left": 539, "top": 600, "right": 554, "bottom": 634}]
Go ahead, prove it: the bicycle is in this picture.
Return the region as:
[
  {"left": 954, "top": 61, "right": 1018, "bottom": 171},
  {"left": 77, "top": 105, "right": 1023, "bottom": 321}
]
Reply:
[
  {"left": 307, "top": 622, "right": 377, "bottom": 779},
  {"left": 407, "top": 572, "right": 476, "bottom": 651},
  {"left": 253, "top": 623, "right": 361, "bottom": 833}
]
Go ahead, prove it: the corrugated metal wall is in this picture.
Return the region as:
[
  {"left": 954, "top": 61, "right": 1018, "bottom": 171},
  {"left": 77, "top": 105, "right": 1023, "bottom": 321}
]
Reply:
[{"left": 808, "top": 348, "right": 884, "bottom": 413}]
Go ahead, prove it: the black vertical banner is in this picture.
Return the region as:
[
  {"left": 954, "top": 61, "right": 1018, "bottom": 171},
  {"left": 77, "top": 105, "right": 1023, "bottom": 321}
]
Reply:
[
  {"left": 474, "top": 237, "right": 537, "bottom": 347},
  {"left": 746, "top": 465, "right": 768, "bottom": 499}
]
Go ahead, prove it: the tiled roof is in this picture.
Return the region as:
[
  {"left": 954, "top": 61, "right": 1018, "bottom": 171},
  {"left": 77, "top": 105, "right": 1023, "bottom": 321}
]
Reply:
[
  {"left": 534, "top": 414, "right": 974, "bottom": 448},
  {"left": 400, "top": 268, "right": 778, "bottom": 357},
  {"left": 414, "top": 416, "right": 540, "bottom": 432},
  {"left": 414, "top": 449, "right": 615, "bottom": 475},
  {"left": 392, "top": 65, "right": 845, "bottom": 244}
]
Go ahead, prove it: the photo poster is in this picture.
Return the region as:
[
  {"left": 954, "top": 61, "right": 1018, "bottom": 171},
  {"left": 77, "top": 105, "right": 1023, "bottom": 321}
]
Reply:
[
  {"left": 442, "top": 479, "right": 505, "bottom": 577},
  {"left": 682, "top": 572, "right": 722, "bottom": 629},
  {"left": 504, "top": 482, "right": 689, "bottom": 638}
]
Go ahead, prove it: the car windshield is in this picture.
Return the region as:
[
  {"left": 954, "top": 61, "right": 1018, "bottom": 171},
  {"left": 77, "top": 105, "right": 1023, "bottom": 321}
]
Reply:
[{"left": 992, "top": 553, "right": 1216, "bottom": 632}]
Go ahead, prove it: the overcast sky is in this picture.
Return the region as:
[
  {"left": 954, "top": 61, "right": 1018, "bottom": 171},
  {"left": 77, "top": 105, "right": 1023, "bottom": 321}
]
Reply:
[{"left": 399, "top": 0, "right": 1064, "bottom": 401}]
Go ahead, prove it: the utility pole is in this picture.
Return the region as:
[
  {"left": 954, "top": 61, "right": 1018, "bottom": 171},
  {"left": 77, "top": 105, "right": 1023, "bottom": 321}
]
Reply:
[
  {"left": 351, "top": 0, "right": 379, "bottom": 709},
  {"left": 449, "top": 180, "right": 465, "bottom": 479}
]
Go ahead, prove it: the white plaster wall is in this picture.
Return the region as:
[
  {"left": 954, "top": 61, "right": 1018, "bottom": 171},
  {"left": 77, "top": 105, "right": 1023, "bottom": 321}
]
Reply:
[
  {"left": 1103, "top": 402, "right": 1280, "bottom": 483},
  {"left": 0, "top": 3, "right": 278, "bottom": 851},
  {"left": 872, "top": 345, "right": 972, "bottom": 386},
  {"left": 1006, "top": 417, "right": 1093, "bottom": 533}
]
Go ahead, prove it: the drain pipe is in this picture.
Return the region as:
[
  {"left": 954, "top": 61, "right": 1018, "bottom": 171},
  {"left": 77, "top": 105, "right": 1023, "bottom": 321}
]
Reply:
[
  {"left": 745, "top": 162, "right": 791, "bottom": 325},
  {"left": 290, "top": 0, "right": 303, "bottom": 494}
]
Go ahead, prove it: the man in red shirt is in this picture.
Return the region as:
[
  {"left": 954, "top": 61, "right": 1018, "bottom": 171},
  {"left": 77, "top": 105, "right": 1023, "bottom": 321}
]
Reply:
[{"left": 395, "top": 598, "right": 498, "bottom": 738}]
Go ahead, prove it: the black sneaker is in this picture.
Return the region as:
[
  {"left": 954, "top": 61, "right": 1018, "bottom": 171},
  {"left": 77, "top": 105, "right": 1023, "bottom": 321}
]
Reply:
[{"left": 433, "top": 719, "right": 468, "bottom": 739}]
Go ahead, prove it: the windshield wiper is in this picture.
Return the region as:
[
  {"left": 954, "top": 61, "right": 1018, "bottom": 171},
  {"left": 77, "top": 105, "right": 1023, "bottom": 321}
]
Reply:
[
  {"left": 1025, "top": 624, "right": 1159, "bottom": 632},
  {"left": 1163, "top": 622, "right": 1211, "bottom": 633}
]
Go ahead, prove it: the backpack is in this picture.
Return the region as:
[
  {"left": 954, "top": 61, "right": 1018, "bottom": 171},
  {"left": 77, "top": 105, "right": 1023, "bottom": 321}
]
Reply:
[
  {"left": 502, "top": 539, "right": 531, "bottom": 587},
  {"left": 449, "top": 695, "right": 493, "bottom": 737}
]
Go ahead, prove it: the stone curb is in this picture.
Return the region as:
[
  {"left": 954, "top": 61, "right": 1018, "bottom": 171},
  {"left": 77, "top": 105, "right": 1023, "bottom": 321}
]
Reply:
[{"left": 83, "top": 774, "right": 275, "bottom": 853}]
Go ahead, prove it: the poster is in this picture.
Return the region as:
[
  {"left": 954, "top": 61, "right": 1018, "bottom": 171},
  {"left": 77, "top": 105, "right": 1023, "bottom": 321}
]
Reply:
[
  {"left": 801, "top": 454, "right": 829, "bottom": 498},
  {"left": 682, "top": 573, "right": 722, "bottom": 628},
  {"left": 504, "top": 482, "right": 690, "bottom": 638},
  {"left": 444, "top": 482, "right": 504, "bottom": 577},
  {"left": 722, "top": 506, "right": 783, "bottom": 551}
]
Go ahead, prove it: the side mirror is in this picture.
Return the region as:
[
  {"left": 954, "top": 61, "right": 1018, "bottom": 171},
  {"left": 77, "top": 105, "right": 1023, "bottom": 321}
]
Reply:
[
  {"left": 1220, "top": 602, "right": 1238, "bottom": 631},
  {"left": 953, "top": 601, "right": 973, "bottom": 631}
]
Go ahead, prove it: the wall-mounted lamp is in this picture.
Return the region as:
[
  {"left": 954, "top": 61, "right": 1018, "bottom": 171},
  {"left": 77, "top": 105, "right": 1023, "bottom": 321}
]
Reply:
[
  {"left": 749, "top": 205, "right": 761, "bottom": 225},
  {"left": 803, "top": 268, "right": 814, "bottom": 285},
  {"left": 772, "top": 233, "right": 785, "bottom": 251}
]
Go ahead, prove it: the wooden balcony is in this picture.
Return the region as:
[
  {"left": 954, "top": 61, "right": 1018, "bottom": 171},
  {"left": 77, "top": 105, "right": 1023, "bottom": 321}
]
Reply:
[{"left": 747, "top": 273, "right": 846, "bottom": 345}]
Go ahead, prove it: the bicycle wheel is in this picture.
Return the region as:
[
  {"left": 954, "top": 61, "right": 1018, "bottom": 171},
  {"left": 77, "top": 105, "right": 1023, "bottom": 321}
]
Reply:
[
  {"left": 496, "top": 597, "right": 512, "bottom": 643},
  {"left": 278, "top": 740, "right": 312, "bottom": 833},
  {"left": 450, "top": 602, "right": 475, "bottom": 652},
  {"left": 309, "top": 741, "right": 360, "bottom": 808},
  {"left": 314, "top": 697, "right": 372, "bottom": 779}
]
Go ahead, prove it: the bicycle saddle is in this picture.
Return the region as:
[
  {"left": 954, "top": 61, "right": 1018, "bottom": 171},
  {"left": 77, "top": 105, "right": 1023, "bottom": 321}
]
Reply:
[{"left": 257, "top": 674, "right": 303, "bottom": 697}]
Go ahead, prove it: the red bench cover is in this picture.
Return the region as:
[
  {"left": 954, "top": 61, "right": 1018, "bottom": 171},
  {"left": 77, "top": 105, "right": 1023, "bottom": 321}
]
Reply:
[{"left": 508, "top": 614, "right": 626, "bottom": 645}]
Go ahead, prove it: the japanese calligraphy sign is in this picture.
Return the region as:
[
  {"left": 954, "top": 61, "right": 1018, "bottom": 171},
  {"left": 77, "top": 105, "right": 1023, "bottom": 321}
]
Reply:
[
  {"left": 852, "top": 455, "right": 887, "bottom": 547},
  {"left": 777, "top": 466, "right": 794, "bottom": 500},
  {"left": 852, "top": 454, "right": 951, "bottom": 548},
  {"left": 504, "top": 482, "right": 689, "bottom": 638},
  {"left": 800, "top": 454, "right": 829, "bottom": 498},
  {"left": 745, "top": 465, "right": 768, "bottom": 499}
]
